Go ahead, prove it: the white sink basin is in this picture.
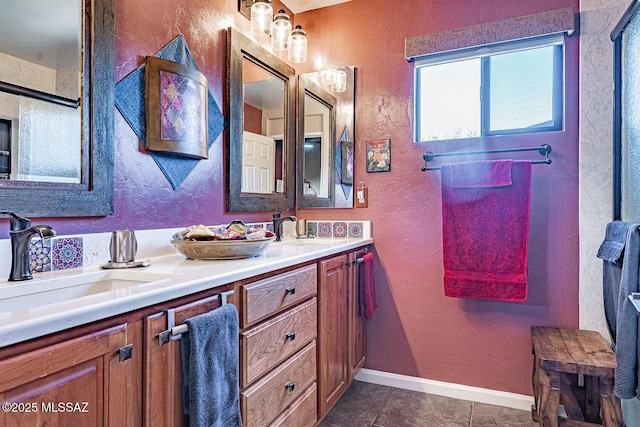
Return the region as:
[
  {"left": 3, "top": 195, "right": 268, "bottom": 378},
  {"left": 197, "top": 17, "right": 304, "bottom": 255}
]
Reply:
[
  {"left": 282, "top": 239, "right": 347, "bottom": 246},
  {"left": 0, "top": 270, "right": 173, "bottom": 313}
]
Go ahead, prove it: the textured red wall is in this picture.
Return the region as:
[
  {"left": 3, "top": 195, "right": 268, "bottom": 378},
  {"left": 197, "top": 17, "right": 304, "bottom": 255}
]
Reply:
[{"left": 296, "top": 0, "right": 580, "bottom": 395}]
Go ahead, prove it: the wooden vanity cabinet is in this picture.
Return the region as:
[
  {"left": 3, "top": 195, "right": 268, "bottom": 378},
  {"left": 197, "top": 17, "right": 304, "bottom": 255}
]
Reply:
[
  {"left": 143, "top": 287, "right": 233, "bottom": 427},
  {"left": 235, "top": 263, "right": 319, "bottom": 427},
  {"left": 318, "top": 248, "right": 369, "bottom": 419},
  {"left": 0, "top": 322, "right": 136, "bottom": 427}
]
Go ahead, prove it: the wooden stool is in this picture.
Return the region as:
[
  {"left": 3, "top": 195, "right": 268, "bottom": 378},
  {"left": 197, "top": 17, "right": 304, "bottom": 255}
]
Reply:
[{"left": 531, "top": 326, "right": 624, "bottom": 427}]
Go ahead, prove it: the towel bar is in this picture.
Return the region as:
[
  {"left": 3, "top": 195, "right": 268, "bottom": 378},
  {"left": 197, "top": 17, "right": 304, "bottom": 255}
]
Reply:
[
  {"left": 158, "top": 290, "right": 234, "bottom": 345},
  {"left": 421, "top": 144, "right": 552, "bottom": 171}
]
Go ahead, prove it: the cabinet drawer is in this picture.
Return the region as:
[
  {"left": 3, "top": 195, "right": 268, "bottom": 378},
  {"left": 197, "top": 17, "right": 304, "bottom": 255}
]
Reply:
[
  {"left": 269, "top": 382, "right": 317, "bottom": 427},
  {"left": 241, "top": 298, "right": 317, "bottom": 387},
  {"left": 242, "top": 264, "right": 317, "bottom": 327},
  {"left": 241, "top": 341, "right": 316, "bottom": 427}
]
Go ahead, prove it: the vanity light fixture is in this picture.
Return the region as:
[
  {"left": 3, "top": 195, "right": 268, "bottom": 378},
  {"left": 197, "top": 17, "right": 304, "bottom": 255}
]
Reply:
[
  {"left": 251, "top": 0, "right": 272, "bottom": 37},
  {"left": 320, "top": 68, "right": 337, "bottom": 85},
  {"left": 272, "top": 9, "right": 292, "bottom": 51},
  {"left": 331, "top": 69, "right": 347, "bottom": 92},
  {"left": 288, "top": 25, "right": 308, "bottom": 64}
]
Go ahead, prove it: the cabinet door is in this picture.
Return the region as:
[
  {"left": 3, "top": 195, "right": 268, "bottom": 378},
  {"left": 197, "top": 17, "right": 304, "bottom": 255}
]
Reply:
[
  {"left": 348, "top": 250, "right": 367, "bottom": 381},
  {"left": 0, "top": 323, "right": 131, "bottom": 427},
  {"left": 317, "top": 254, "right": 348, "bottom": 418},
  {"left": 144, "top": 293, "right": 226, "bottom": 427}
]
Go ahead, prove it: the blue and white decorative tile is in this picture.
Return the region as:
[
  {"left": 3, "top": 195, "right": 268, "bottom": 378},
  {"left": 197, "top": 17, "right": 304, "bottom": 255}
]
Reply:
[
  {"left": 265, "top": 223, "right": 274, "bottom": 233},
  {"left": 29, "top": 238, "right": 52, "bottom": 273},
  {"left": 52, "top": 237, "right": 84, "bottom": 271},
  {"left": 307, "top": 222, "right": 318, "bottom": 237},
  {"left": 348, "top": 222, "right": 364, "bottom": 239},
  {"left": 318, "top": 222, "right": 333, "bottom": 238},
  {"left": 333, "top": 222, "right": 348, "bottom": 238}
]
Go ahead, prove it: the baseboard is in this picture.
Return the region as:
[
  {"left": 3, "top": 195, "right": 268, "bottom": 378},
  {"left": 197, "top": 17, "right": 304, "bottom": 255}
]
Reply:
[{"left": 354, "top": 368, "right": 535, "bottom": 412}]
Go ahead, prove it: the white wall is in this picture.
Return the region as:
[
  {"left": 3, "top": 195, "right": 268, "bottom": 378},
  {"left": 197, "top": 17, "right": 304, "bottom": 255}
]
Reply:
[{"left": 579, "top": 0, "right": 629, "bottom": 339}]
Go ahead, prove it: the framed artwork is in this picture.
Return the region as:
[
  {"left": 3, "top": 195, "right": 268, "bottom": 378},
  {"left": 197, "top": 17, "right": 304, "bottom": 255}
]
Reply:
[
  {"left": 144, "top": 56, "right": 209, "bottom": 159},
  {"left": 366, "top": 139, "right": 391, "bottom": 173},
  {"left": 341, "top": 140, "right": 354, "bottom": 184}
]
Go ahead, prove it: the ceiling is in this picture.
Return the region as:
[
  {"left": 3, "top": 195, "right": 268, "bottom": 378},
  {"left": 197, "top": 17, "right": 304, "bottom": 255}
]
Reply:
[
  {"left": 281, "top": 0, "right": 351, "bottom": 14},
  {"left": 0, "top": 0, "right": 80, "bottom": 69}
]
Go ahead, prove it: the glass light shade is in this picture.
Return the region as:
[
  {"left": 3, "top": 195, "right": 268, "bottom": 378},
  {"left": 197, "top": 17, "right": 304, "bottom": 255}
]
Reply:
[
  {"left": 331, "top": 69, "right": 347, "bottom": 92},
  {"left": 251, "top": 0, "right": 272, "bottom": 37},
  {"left": 288, "top": 25, "right": 307, "bottom": 63},
  {"left": 271, "top": 10, "right": 291, "bottom": 51},
  {"left": 320, "top": 68, "right": 336, "bottom": 85}
]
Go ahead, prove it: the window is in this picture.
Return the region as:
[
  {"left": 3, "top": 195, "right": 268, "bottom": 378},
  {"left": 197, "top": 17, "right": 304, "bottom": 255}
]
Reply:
[{"left": 414, "top": 34, "right": 564, "bottom": 142}]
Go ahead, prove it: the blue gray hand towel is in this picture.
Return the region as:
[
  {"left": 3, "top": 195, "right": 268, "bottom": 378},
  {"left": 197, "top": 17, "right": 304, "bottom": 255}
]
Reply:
[
  {"left": 597, "top": 221, "right": 640, "bottom": 400},
  {"left": 181, "top": 304, "right": 242, "bottom": 427}
]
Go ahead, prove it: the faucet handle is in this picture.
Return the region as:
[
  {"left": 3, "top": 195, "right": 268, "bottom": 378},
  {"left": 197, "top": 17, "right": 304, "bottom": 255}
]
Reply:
[{"left": 0, "top": 211, "right": 31, "bottom": 231}]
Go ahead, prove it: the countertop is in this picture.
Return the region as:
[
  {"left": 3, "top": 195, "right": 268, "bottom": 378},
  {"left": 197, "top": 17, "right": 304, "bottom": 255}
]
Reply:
[{"left": 0, "top": 238, "right": 372, "bottom": 348}]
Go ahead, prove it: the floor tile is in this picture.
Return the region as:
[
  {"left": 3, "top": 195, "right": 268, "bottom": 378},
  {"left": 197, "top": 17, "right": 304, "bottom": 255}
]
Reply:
[
  {"left": 320, "top": 381, "right": 393, "bottom": 426},
  {"left": 318, "top": 414, "right": 372, "bottom": 427},
  {"left": 471, "top": 402, "right": 538, "bottom": 427},
  {"left": 374, "top": 389, "right": 472, "bottom": 427}
]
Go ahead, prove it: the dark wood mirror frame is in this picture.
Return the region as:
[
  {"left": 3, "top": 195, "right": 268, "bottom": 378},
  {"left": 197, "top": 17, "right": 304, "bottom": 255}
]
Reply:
[
  {"left": 0, "top": 0, "right": 114, "bottom": 218},
  {"left": 296, "top": 75, "right": 336, "bottom": 208},
  {"left": 226, "top": 27, "right": 296, "bottom": 212}
]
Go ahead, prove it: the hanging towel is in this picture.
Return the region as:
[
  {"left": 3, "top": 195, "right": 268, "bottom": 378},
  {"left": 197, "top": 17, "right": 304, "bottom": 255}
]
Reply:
[
  {"left": 596, "top": 220, "right": 629, "bottom": 347},
  {"left": 180, "top": 304, "right": 243, "bottom": 427},
  {"left": 597, "top": 221, "right": 640, "bottom": 400},
  {"left": 360, "top": 252, "right": 377, "bottom": 320},
  {"left": 441, "top": 160, "right": 532, "bottom": 302}
]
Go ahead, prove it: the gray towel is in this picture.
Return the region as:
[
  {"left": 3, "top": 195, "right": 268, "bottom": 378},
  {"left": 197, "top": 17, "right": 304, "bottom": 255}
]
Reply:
[
  {"left": 597, "top": 221, "right": 629, "bottom": 346},
  {"left": 181, "top": 304, "right": 243, "bottom": 427},
  {"left": 597, "top": 221, "right": 640, "bottom": 400}
]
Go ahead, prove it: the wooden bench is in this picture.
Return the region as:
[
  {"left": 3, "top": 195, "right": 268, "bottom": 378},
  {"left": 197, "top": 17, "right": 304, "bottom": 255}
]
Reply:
[{"left": 531, "top": 326, "right": 624, "bottom": 427}]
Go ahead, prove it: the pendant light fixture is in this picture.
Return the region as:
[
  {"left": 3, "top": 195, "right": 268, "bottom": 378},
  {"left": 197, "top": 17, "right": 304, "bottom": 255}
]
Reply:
[
  {"left": 271, "top": 9, "right": 292, "bottom": 51},
  {"left": 288, "top": 25, "right": 307, "bottom": 64},
  {"left": 251, "top": 0, "right": 272, "bottom": 37}
]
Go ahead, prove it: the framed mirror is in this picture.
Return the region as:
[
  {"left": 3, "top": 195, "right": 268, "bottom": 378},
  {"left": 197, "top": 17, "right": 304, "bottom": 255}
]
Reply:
[
  {"left": 226, "top": 27, "right": 295, "bottom": 212},
  {"left": 0, "top": 0, "right": 114, "bottom": 217},
  {"left": 297, "top": 66, "right": 355, "bottom": 208},
  {"left": 297, "top": 75, "right": 336, "bottom": 208}
]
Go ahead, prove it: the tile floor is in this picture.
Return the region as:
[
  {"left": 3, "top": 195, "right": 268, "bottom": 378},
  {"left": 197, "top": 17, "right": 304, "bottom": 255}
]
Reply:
[{"left": 318, "top": 381, "right": 539, "bottom": 427}]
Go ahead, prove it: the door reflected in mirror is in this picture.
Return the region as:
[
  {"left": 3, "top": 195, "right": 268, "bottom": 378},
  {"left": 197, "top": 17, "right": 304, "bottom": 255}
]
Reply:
[
  {"left": 0, "top": 0, "right": 82, "bottom": 183},
  {"left": 242, "top": 58, "right": 286, "bottom": 194}
]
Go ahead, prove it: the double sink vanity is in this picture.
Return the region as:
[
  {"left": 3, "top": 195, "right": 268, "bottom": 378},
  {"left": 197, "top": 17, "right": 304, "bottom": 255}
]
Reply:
[{"left": 0, "top": 232, "right": 372, "bottom": 426}]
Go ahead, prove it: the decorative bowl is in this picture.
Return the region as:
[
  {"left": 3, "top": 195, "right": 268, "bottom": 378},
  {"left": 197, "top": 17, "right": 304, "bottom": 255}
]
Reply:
[{"left": 170, "top": 230, "right": 275, "bottom": 260}]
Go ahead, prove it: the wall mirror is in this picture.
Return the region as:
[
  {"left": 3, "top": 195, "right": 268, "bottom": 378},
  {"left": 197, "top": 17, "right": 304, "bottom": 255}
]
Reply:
[
  {"left": 0, "top": 0, "right": 114, "bottom": 217},
  {"left": 227, "top": 27, "right": 295, "bottom": 212},
  {"left": 298, "top": 66, "right": 355, "bottom": 208},
  {"left": 297, "top": 75, "right": 336, "bottom": 208}
]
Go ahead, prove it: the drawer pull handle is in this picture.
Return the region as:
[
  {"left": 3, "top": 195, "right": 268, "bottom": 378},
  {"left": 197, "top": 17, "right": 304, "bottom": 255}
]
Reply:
[
  {"left": 285, "top": 382, "right": 295, "bottom": 392},
  {"left": 285, "top": 332, "right": 296, "bottom": 341},
  {"left": 285, "top": 287, "right": 296, "bottom": 295}
]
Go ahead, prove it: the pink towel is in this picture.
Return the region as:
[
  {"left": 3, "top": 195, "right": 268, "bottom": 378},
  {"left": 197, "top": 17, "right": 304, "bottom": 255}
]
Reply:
[
  {"left": 441, "top": 160, "right": 532, "bottom": 302},
  {"left": 360, "top": 252, "right": 377, "bottom": 319}
]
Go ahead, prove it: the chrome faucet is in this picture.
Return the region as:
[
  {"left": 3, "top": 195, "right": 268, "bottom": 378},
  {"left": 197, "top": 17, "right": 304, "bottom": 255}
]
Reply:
[
  {"left": 272, "top": 211, "right": 297, "bottom": 242},
  {"left": 1, "top": 211, "right": 56, "bottom": 281}
]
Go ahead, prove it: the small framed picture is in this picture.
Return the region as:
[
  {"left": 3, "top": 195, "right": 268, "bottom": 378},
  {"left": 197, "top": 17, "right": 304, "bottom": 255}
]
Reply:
[
  {"left": 366, "top": 139, "right": 390, "bottom": 173},
  {"left": 144, "top": 56, "right": 209, "bottom": 159}
]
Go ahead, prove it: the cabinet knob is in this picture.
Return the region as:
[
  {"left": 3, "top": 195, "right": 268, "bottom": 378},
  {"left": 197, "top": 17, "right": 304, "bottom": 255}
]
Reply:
[
  {"left": 118, "top": 344, "right": 133, "bottom": 362},
  {"left": 285, "top": 382, "right": 295, "bottom": 392},
  {"left": 285, "top": 287, "right": 296, "bottom": 295},
  {"left": 285, "top": 332, "right": 296, "bottom": 341}
]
